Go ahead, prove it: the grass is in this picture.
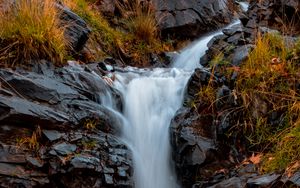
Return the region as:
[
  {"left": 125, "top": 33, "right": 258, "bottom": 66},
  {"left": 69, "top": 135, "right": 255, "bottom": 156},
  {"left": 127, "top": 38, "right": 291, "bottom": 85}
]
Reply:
[
  {"left": 62, "top": 0, "right": 169, "bottom": 66},
  {"left": 16, "top": 126, "right": 42, "bottom": 151},
  {"left": 0, "top": 0, "right": 68, "bottom": 66},
  {"left": 0, "top": 0, "right": 170, "bottom": 66},
  {"left": 234, "top": 33, "right": 300, "bottom": 172},
  {"left": 195, "top": 32, "right": 300, "bottom": 174}
]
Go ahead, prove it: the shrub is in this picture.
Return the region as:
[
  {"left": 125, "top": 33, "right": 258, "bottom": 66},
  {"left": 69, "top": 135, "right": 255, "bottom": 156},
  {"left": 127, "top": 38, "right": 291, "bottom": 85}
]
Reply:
[{"left": 0, "top": 0, "right": 68, "bottom": 66}]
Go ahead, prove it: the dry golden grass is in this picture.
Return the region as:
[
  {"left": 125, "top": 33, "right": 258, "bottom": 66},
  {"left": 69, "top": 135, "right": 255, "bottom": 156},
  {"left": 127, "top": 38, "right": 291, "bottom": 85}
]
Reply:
[
  {"left": 234, "top": 33, "right": 300, "bottom": 173},
  {"left": 116, "top": 0, "right": 158, "bottom": 44},
  {"left": 0, "top": 0, "right": 69, "bottom": 66},
  {"left": 16, "top": 126, "right": 42, "bottom": 151}
]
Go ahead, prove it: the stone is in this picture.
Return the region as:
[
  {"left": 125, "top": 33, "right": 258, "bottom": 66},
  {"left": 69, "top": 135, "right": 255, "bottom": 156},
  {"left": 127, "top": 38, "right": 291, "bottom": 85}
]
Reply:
[
  {"left": 53, "top": 142, "right": 77, "bottom": 156},
  {"left": 70, "top": 155, "right": 101, "bottom": 170},
  {"left": 154, "top": 0, "right": 235, "bottom": 38},
  {"left": 247, "top": 173, "right": 281, "bottom": 187},
  {"left": 57, "top": 4, "right": 90, "bottom": 52},
  {"left": 26, "top": 156, "right": 44, "bottom": 168},
  {"left": 104, "top": 174, "right": 114, "bottom": 185},
  {"left": 0, "top": 95, "right": 70, "bottom": 129},
  {"left": 208, "top": 177, "right": 245, "bottom": 188},
  {"left": 42, "top": 130, "right": 64, "bottom": 142}
]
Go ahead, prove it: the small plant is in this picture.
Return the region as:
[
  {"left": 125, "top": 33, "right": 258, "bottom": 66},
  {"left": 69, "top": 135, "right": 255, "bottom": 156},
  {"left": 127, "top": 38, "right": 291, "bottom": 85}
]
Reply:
[
  {"left": 81, "top": 139, "right": 97, "bottom": 150},
  {"left": 84, "top": 119, "right": 97, "bottom": 130},
  {"left": 16, "top": 126, "right": 42, "bottom": 151},
  {"left": 0, "top": 0, "right": 69, "bottom": 66}
]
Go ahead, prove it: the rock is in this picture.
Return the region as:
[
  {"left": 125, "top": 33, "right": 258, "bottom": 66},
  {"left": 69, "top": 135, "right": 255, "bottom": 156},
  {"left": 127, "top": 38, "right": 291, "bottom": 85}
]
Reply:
[
  {"left": 0, "top": 95, "right": 70, "bottom": 129},
  {"left": 247, "top": 173, "right": 281, "bottom": 187},
  {"left": 183, "top": 68, "right": 214, "bottom": 105},
  {"left": 26, "top": 156, "right": 44, "bottom": 168},
  {"left": 0, "top": 62, "right": 133, "bottom": 187},
  {"left": 99, "top": 0, "right": 116, "bottom": 16},
  {"left": 104, "top": 174, "right": 114, "bottom": 185},
  {"left": 208, "top": 177, "right": 245, "bottom": 188},
  {"left": 245, "top": 0, "right": 300, "bottom": 34},
  {"left": 0, "top": 143, "right": 26, "bottom": 164},
  {"left": 70, "top": 155, "right": 101, "bottom": 170},
  {"left": 170, "top": 107, "right": 217, "bottom": 187},
  {"left": 154, "top": 0, "right": 236, "bottom": 39},
  {"left": 53, "top": 142, "right": 77, "bottom": 156},
  {"left": 42, "top": 130, "right": 64, "bottom": 142},
  {"left": 58, "top": 4, "right": 91, "bottom": 52}
]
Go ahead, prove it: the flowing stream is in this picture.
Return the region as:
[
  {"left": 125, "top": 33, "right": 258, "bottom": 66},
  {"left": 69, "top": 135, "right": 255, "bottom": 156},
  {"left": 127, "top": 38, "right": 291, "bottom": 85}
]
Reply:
[{"left": 102, "top": 20, "right": 241, "bottom": 188}]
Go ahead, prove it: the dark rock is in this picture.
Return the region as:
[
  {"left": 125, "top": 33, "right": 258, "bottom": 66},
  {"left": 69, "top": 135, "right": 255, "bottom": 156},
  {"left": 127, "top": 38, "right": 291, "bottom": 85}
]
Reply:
[
  {"left": 231, "top": 45, "right": 253, "bottom": 66},
  {"left": 0, "top": 144, "right": 26, "bottom": 164},
  {"left": 247, "top": 173, "right": 281, "bottom": 187},
  {"left": 53, "top": 142, "right": 77, "bottom": 156},
  {"left": 208, "top": 177, "right": 245, "bottom": 188},
  {"left": 288, "top": 171, "right": 300, "bottom": 186},
  {"left": 0, "top": 95, "right": 70, "bottom": 129},
  {"left": 26, "top": 156, "right": 44, "bottom": 168},
  {"left": 99, "top": 0, "right": 116, "bottom": 16},
  {"left": 184, "top": 68, "right": 214, "bottom": 105},
  {"left": 70, "top": 155, "right": 101, "bottom": 170},
  {"left": 170, "top": 107, "right": 217, "bottom": 187},
  {"left": 42, "top": 130, "right": 64, "bottom": 142},
  {"left": 58, "top": 4, "right": 90, "bottom": 52},
  {"left": 154, "top": 0, "right": 236, "bottom": 39},
  {"left": 104, "top": 174, "right": 114, "bottom": 185}
]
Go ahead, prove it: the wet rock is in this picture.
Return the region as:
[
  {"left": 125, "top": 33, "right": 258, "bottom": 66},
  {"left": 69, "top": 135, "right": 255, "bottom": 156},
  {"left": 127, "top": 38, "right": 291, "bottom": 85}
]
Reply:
[
  {"left": 154, "top": 0, "right": 236, "bottom": 39},
  {"left": 53, "top": 142, "right": 77, "bottom": 156},
  {"left": 117, "top": 166, "right": 128, "bottom": 177}
]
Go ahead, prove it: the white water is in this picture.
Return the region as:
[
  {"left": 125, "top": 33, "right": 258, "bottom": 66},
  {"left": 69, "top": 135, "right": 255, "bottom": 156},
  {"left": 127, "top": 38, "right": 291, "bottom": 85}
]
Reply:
[
  {"left": 97, "top": 20, "right": 241, "bottom": 188},
  {"left": 172, "top": 20, "right": 241, "bottom": 70},
  {"left": 238, "top": 1, "right": 249, "bottom": 12},
  {"left": 114, "top": 68, "right": 191, "bottom": 188}
]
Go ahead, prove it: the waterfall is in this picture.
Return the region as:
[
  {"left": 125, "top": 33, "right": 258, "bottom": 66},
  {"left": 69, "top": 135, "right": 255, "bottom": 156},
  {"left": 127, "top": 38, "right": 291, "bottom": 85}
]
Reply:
[
  {"left": 101, "top": 20, "right": 241, "bottom": 188},
  {"left": 114, "top": 68, "right": 191, "bottom": 188}
]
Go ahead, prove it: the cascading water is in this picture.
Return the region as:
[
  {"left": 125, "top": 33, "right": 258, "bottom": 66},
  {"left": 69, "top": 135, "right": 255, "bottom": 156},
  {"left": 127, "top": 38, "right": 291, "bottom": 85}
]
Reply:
[
  {"left": 114, "top": 68, "right": 191, "bottom": 188},
  {"left": 102, "top": 20, "right": 242, "bottom": 188}
]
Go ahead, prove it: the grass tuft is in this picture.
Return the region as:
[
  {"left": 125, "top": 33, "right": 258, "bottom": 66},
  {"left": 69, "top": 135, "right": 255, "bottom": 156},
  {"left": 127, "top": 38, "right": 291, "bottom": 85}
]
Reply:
[{"left": 0, "top": 0, "right": 68, "bottom": 66}]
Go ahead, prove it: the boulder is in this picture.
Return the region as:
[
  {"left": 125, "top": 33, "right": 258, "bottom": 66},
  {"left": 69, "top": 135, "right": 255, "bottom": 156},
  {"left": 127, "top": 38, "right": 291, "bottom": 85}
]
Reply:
[
  {"left": 170, "top": 107, "right": 217, "bottom": 187},
  {"left": 57, "top": 4, "right": 91, "bottom": 52},
  {"left": 154, "top": 0, "right": 236, "bottom": 39}
]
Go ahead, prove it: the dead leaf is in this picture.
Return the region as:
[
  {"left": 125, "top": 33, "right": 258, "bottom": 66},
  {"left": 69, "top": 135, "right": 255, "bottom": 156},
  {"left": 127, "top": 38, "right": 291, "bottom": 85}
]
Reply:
[
  {"left": 286, "top": 161, "right": 300, "bottom": 178},
  {"left": 249, "top": 153, "right": 262, "bottom": 165}
]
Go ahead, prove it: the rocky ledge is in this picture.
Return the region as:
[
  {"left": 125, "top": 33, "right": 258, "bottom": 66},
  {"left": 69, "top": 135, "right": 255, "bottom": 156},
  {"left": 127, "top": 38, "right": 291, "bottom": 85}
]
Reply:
[{"left": 0, "top": 61, "right": 132, "bottom": 188}]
